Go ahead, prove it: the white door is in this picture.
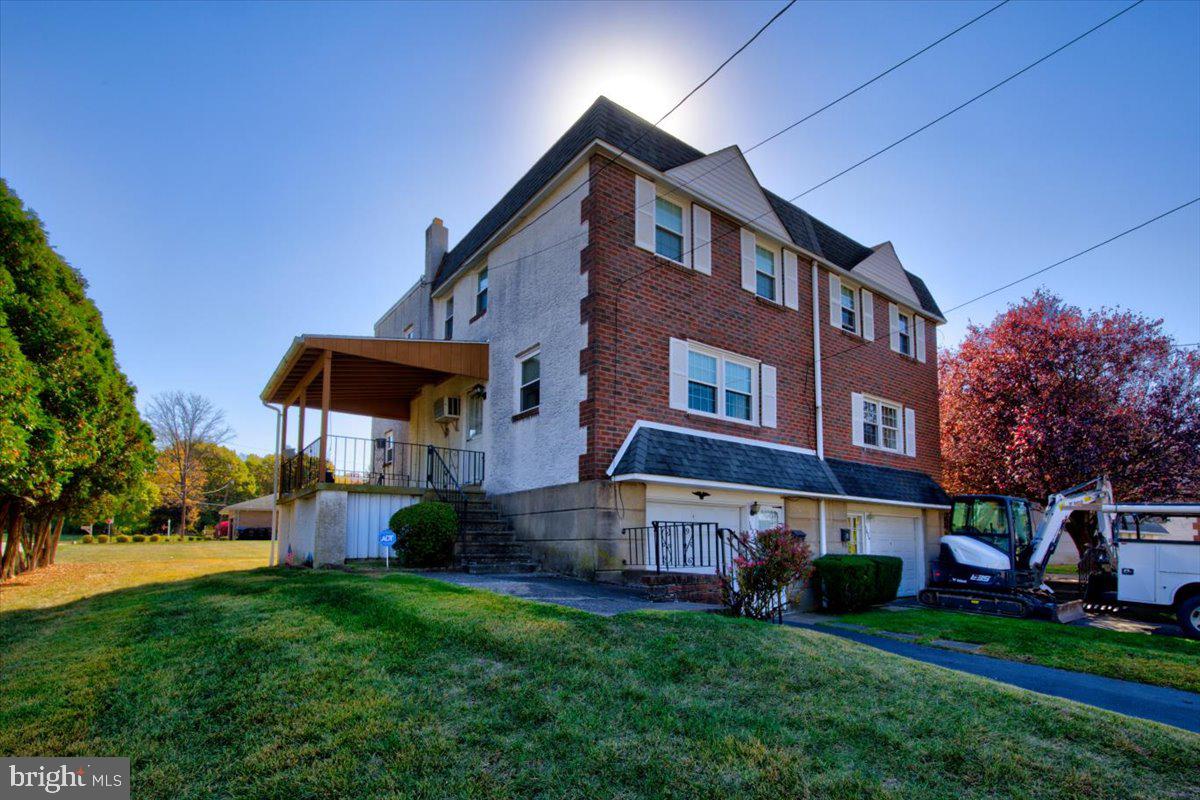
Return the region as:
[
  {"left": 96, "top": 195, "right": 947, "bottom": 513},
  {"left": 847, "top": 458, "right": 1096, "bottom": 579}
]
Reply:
[
  {"left": 865, "top": 513, "right": 921, "bottom": 596},
  {"left": 645, "top": 501, "right": 741, "bottom": 574}
]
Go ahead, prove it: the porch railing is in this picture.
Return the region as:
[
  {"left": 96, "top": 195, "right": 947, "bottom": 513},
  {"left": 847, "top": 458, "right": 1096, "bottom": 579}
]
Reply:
[
  {"left": 278, "top": 434, "right": 485, "bottom": 496},
  {"left": 622, "top": 522, "right": 736, "bottom": 574}
]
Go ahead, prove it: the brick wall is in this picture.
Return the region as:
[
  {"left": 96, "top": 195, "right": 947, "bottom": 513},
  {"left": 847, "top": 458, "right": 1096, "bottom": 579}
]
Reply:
[
  {"left": 578, "top": 155, "right": 942, "bottom": 483},
  {"left": 818, "top": 270, "right": 942, "bottom": 479}
]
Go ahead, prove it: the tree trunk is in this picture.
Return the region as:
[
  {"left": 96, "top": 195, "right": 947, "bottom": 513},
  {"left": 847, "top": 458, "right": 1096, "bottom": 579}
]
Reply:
[
  {"left": 30, "top": 517, "right": 52, "bottom": 568},
  {"left": 2, "top": 509, "right": 25, "bottom": 579},
  {"left": 180, "top": 472, "right": 188, "bottom": 540},
  {"left": 47, "top": 517, "right": 65, "bottom": 564}
]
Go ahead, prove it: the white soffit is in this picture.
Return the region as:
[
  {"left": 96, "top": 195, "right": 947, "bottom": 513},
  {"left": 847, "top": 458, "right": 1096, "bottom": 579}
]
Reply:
[
  {"left": 665, "top": 146, "right": 791, "bottom": 244},
  {"left": 852, "top": 241, "right": 921, "bottom": 309}
]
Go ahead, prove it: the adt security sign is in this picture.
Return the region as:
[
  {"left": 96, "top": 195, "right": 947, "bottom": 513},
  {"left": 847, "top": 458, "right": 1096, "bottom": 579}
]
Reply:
[{"left": 379, "top": 529, "right": 397, "bottom": 568}]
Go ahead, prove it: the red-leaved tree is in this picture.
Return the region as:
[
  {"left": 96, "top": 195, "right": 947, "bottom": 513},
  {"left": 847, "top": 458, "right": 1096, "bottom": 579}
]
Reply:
[{"left": 940, "top": 291, "right": 1200, "bottom": 505}]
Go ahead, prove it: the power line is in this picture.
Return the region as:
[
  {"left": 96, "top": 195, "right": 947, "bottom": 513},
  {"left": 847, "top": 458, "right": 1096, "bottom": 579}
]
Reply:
[
  {"left": 616, "top": 0, "right": 1144, "bottom": 292},
  {"left": 475, "top": 0, "right": 797, "bottom": 273},
  {"left": 818, "top": 197, "right": 1200, "bottom": 366},
  {"left": 479, "top": 0, "right": 1010, "bottom": 284},
  {"left": 791, "top": 0, "right": 1144, "bottom": 203}
]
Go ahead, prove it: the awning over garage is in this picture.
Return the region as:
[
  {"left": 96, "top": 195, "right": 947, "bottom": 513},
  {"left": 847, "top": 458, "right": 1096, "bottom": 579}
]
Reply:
[
  {"left": 260, "top": 335, "right": 489, "bottom": 420},
  {"left": 608, "top": 422, "right": 950, "bottom": 509}
]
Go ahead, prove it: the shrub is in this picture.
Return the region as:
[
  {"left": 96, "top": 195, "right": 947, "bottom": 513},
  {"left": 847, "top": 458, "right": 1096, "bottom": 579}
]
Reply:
[
  {"left": 131, "top": 534, "right": 146, "bottom": 542},
  {"left": 114, "top": 534, "right": 131, "bottom": 543},
  {"left": 389, "top": 502, "right": 457, "bottom": 567},
  {"left": 79, "top": 535, "right": 94, "bottom": 544},
  {"left": 148, "top": 534, "right": 160, "bottom": 542},
  {"left": 95, "top": 534, "right": 109, "bottom": 543},
  {"left": 811, "top": 554, "right": 904, "bottom": 613},
  {"left": 721, "top": 527, "right": 814, "bottom": 620}
]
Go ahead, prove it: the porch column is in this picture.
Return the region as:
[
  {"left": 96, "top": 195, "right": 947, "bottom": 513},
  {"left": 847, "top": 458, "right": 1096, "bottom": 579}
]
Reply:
[
  {"left": 319, "top": 349, "right": 331, "bottom": 477},
  {"left": 279, "top": 402, "right": 289, "bottom": 496}
]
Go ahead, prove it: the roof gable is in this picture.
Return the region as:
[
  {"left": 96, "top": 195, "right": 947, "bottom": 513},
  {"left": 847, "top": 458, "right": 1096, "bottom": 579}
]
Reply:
[
  {"left": 665, "top": 146, "right": 790, "bottom": 242},
  {"left": 851, "top": 242, "right": 922, "bottom": 309}
]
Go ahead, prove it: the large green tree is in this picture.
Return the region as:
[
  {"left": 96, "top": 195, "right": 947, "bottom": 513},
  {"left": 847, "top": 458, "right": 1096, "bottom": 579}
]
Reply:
[{"left": 0, "top": 180, "right": 154, "bottom": 577}]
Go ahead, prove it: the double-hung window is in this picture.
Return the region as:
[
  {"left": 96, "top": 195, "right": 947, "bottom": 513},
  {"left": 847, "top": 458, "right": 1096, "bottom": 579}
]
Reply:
[
  {"left": 655, "top": 197, "right": 684, "bottom": 262},
  {"left": 686, "top": 345, "right": 756, "bottom": 423},
  {"left": 860, "top": 396, "right": 902, "bottom": 453},
  {"left": 517, "top": 350, "right": 540, "bottom": 413},
  {"left": 755, "top": 246, "right": 776, "bottom": 301},
  {"left": 443, "top": 298, "right": 454, "bottom": 340},
  {"left": 475, "top": 268, "right": 488, "bottom": 317},
  {"left": 897, "top": 311, "right": 911, "bottom": 356},
  {"left": 840, "top": 285, "right": 857, "bottom": 333},
  {"left": 466, "top": 394, "right": 483, "bottom": 440}
]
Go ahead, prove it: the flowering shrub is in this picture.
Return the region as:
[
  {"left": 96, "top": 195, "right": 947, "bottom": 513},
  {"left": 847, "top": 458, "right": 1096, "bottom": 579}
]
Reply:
[{"left": 720, "top": 526, "right": 814, "bottom": 620}]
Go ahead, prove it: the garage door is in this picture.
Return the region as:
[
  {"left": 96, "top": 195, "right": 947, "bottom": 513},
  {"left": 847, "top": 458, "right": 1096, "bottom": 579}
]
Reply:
[
  {"left": 644, "top": 501, "right": 741, "bottom": 574},
  {"left": 868, "top": 514, "right": 922, "bottom": 596}
]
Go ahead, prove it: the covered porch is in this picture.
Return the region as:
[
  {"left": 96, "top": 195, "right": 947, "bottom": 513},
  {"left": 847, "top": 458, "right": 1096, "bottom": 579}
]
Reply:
[{"left": 260, "top": 334, "right": 490, "bottom": 565}]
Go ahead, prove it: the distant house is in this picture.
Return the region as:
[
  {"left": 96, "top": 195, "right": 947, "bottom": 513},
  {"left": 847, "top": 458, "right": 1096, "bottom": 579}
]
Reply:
[{"left": 218, "top": 495, "right": 275, "bottom": 540}]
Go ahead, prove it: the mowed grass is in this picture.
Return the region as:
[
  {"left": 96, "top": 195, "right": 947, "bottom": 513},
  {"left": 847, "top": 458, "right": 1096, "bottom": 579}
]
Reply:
[
  {"left": 0, "top": 540, "right": 270, "bottom": 612},
  {"left": 2, "top": 568, "right": 1198, "bottom": 799},
  {"left": 835, "top": 608, "right": 1200, "bottom": 694}
]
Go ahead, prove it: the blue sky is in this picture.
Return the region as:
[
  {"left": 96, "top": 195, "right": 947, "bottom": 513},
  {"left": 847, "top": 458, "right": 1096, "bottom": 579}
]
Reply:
[{"left": 2, "top": 0, "right": 1197, "bottom": 456}]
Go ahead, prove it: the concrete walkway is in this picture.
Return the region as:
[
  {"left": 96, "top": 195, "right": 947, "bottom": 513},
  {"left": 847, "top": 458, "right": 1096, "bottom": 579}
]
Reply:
[
  {"left": 790, "top": 621, "right": 1200, "bottom": 734},
  {"left": 418, "top": 571, "right": 721, "bottom": 616}
]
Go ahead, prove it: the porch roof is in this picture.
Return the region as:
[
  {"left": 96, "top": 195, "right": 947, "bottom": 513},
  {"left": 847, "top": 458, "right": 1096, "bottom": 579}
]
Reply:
[{"left": 260, "top": 334, "right": 489, "bottom": 419}]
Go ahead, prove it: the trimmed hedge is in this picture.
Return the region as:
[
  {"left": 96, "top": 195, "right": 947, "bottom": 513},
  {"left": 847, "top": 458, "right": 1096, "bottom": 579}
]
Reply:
[
  {"left": 148, "top": 534, "right": 161, "bottom": 542},
  {"left": 79, "top": 535, "right": 94, "bottom": 544},
  {"left": 114, "top": 534, "right": 131, "bottom": 543},
  {"left": 131, "top": 534, "right": 146, "bottom": 542},
  {"left": 812, "top": 555, "right": 903, "bottom": 613},
  {"left": 95, "top": 534, "right": 109, "bottom": 543},
  {"left": 389, "top": 502, "right": 457, "bottom": 567}
]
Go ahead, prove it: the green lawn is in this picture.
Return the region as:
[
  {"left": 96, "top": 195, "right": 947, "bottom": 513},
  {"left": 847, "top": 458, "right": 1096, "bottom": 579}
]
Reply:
[
  {"left": 1, "top": 567, "right": 1197, "bottom": 799},
  {"left": 833, "top": 608, "right": 1200, "bottom": 693},
  {"left": 0, "top": 540, "right": 270, "bottom": 612}
]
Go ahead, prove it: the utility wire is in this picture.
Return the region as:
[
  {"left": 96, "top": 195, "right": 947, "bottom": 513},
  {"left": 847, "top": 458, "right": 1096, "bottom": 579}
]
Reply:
[
  {"left": 477, "top": 0, "right": 1009, "bottom": 283},
  {"left": 818, "top": 197, "right": 1200, "bottom": 366},
  {"left": 478, "top": 0, "right": 796, "bottom": 269},
  {"left": 618, "top": 0, "right": 1145, "bottom": 291}
]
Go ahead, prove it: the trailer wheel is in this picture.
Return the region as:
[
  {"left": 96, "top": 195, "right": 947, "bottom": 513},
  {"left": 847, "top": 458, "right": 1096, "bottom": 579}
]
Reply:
[{"left": 1176, "top": 594, "right": 1200, "bottom": 640}]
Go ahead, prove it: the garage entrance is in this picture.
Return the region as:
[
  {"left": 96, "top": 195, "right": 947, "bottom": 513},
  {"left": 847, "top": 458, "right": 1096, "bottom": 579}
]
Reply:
[{"left": 859, "top": 511, "right": 925, "bottom": 596}]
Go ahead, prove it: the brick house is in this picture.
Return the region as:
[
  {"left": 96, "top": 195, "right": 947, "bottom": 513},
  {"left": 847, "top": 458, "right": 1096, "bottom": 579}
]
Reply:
[{"left": 263, "top": 97, "right": 949, "bottom": 595}]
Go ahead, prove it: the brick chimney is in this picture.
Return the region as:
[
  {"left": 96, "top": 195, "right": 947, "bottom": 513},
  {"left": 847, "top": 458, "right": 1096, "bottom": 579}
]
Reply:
[{"left": 425, "top": 217, "right": 448, "bottom": 284}]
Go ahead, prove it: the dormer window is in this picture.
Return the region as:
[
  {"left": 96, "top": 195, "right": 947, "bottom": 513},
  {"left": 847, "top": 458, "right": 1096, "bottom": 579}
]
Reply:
[
  {"left": 655, "top": 197, "right": 684, "bottom": 262},
  {"left": 840, "top": 284, "right": 857, "bottom": 332},
  {"left": 755, "top": 246, "right": 776, "bottom": 301}
]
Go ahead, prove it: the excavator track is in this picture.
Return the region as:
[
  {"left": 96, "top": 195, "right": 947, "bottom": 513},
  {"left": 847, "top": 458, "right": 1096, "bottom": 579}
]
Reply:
[{"left": 918, "top": 588, "right": 1085, "bottom": 623}]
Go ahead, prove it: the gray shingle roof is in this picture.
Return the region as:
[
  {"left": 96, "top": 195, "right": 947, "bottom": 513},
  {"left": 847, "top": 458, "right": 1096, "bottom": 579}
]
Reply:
[
  {"left": 433, "top": 97, "right": 942, "bottom": 318},
  {"left": 824, "top": 458, "right": 950, "bottom": 507},
  {"left": 610, "top": 425, "right": 948, "bottom": 507},
  {"left": 610, "top": 426, "right": 841, "bottom": 495}
]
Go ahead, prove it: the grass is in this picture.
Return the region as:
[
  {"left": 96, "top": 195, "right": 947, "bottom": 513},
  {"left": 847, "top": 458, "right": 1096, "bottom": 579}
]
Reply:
[
  {"left": 833, "top": 608, "right": 1200, "bottom": 693},
  {"left": 1045, "top": 564, "right": 1078, "bottom": 575},
  {"left": 1, "top": 565, "right": 1197, "bottom": 799},
  {"left": 0, "top": 540, "right": 270, "bottom": 612}
]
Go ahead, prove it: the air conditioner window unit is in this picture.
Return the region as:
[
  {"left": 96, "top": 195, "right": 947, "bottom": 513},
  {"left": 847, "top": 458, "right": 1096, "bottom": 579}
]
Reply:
[{"left": 434, "top": 396, "right": 461, "bottom": 422}]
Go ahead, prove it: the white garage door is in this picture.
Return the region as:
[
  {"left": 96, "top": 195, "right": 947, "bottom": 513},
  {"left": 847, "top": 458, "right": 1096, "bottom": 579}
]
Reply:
[
  {"left": 867, "top": 514, "right": 922, "bottom": 596},
  {"left": 644, "top": 501, "right": 742, "bottom": 574}
]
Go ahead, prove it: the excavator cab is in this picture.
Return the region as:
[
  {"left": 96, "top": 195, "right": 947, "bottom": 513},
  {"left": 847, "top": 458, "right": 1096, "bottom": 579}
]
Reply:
[{"left": 948, "top": 495, "right": 1037, "bottom": 571}]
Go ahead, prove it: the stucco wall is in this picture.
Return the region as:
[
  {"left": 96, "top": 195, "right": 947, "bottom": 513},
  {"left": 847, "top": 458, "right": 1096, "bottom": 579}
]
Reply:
[{"left": 491, "top": 479, "right": 643, "bottom": 581}]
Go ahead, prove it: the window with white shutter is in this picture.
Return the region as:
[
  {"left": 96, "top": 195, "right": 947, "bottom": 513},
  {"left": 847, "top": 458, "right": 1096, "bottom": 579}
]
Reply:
[
  {"left": 670, "top": 340, "right": 760, "bottom": 425},
  {"left": 852, "top": 392, "right": 905, "bottom": 454}
]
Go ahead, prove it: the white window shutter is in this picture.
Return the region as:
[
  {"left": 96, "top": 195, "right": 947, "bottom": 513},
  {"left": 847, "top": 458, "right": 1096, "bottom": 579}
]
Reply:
[
  {"left": 740, "top": 229, "right": 756, "bottom": 293},
  {"left": 915, "top": 317, "right": 927, "bottom": 363},
  {"left": 634, "top": 176, "right": 655, "bottom": 252},
  {"left": 760, "top": 364, "right": 777, "bottom": 428},
  {"left": 783, "top": 251, "right": 799, "bottom": 310},
  {"left": 889, "top": 303, "right": 900, "bottom": 352},
  {"left": 829, "top": 274, "right": 841, "bottom": 327},
  {"left": 851, "top": 392, "right": 864, "bottom": 446},
  {"left": 669, "top": 338, "right": 689, "bottom": 410},
  {"left": 904, "top": 407, "right": 917, "bottom": 457},
  {"left": 692, "top": 205, "right": 712, "bottom": 275},
  {"left": 861, "top": 290, "right": 874, "bottom": 340},
  {"left": 680, "top": 200, "right": 692, "bottom": 268}
]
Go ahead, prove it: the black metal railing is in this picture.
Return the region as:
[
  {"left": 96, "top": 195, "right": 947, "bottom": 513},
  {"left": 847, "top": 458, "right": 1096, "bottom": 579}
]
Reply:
[
  {"left": 426, "top": 445, "right": 470, "bottom": 548},
  {"left": 278, "top": 435, "right": 485, "bottom": 496},
  {"left": 622, "top": 522, "right": 738, "bottom": 574}
]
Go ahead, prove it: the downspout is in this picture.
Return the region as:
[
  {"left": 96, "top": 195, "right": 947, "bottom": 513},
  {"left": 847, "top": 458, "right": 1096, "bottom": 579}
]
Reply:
[
  {"left": 811, "top": 261, "right": 827, "bottom": 556},
  {"left": 262, "top": 400, "right": 282, "bottom": 566}
]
